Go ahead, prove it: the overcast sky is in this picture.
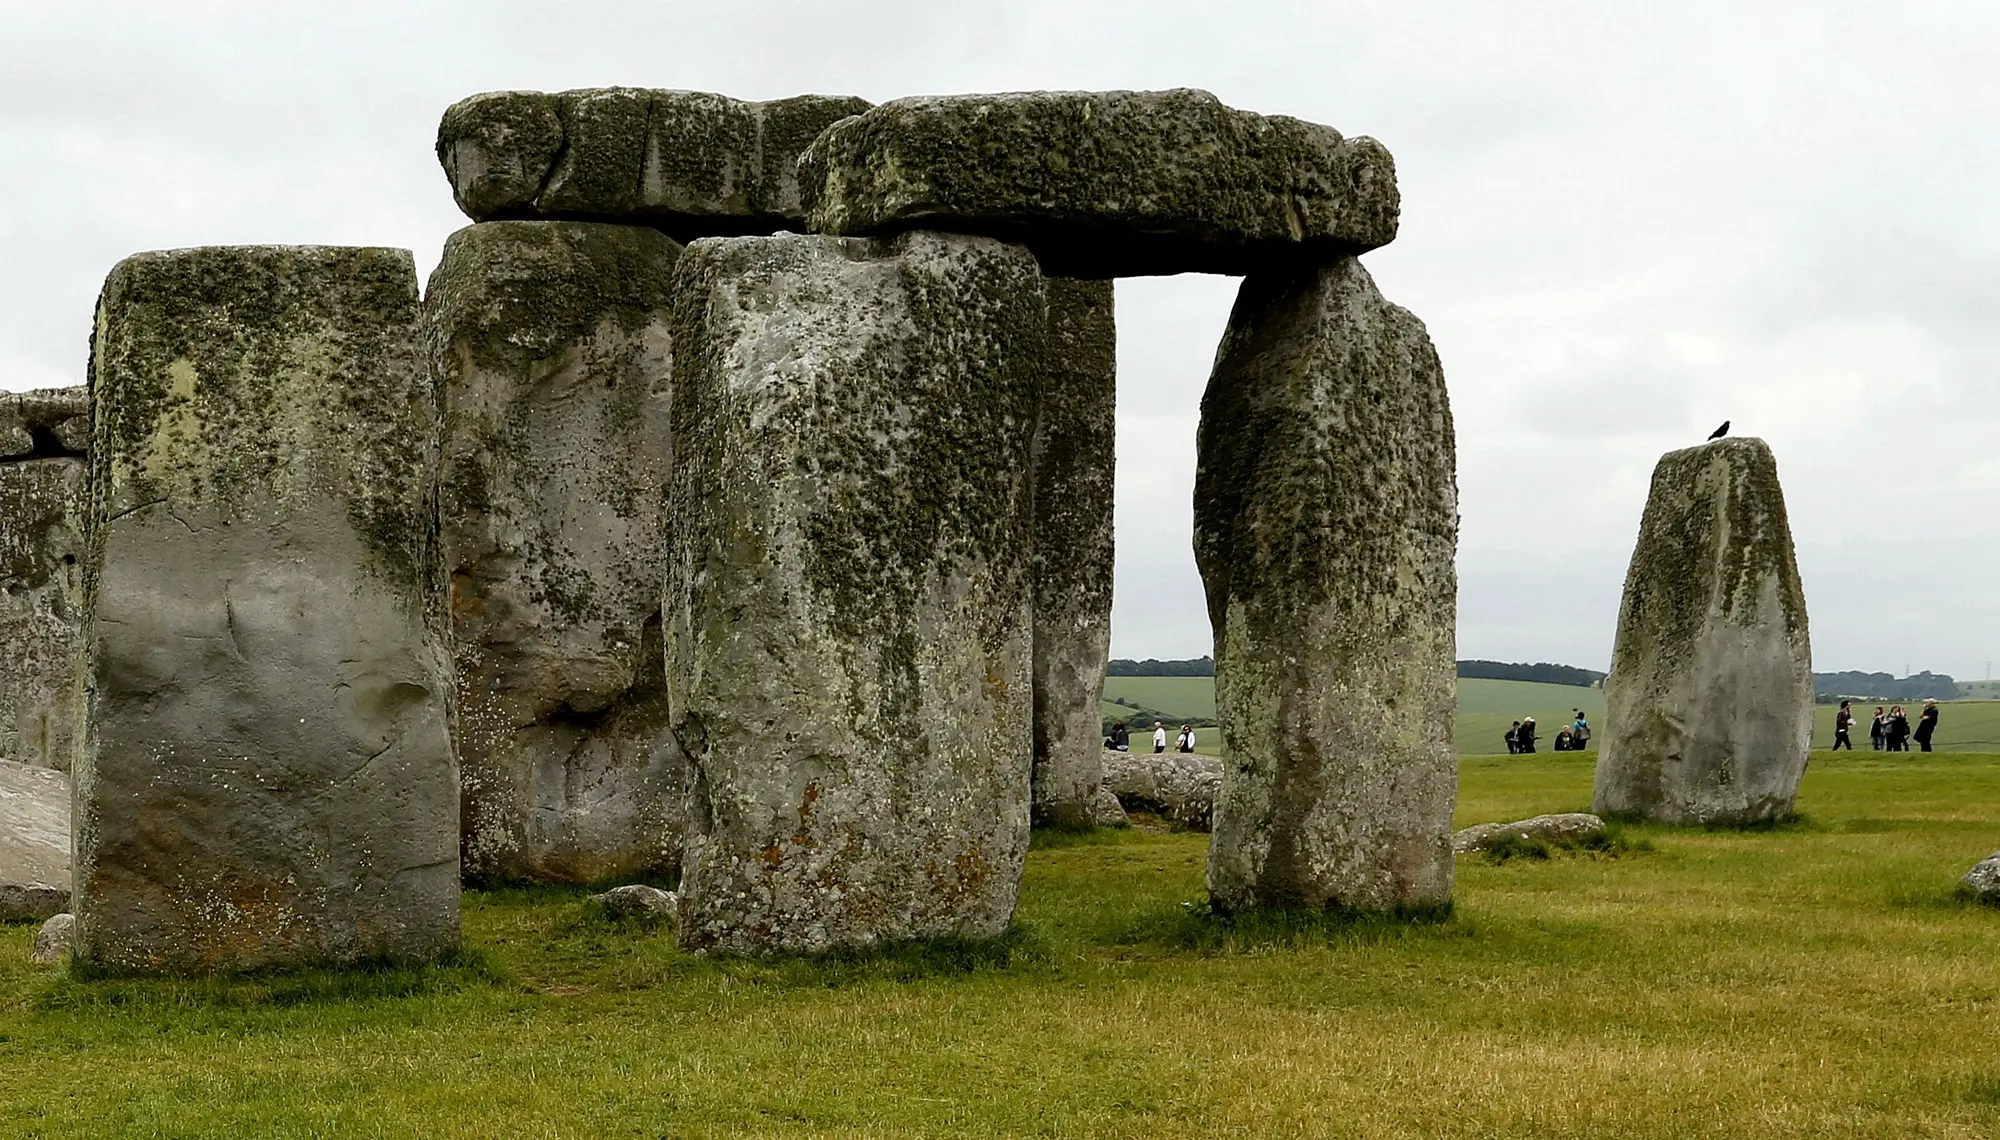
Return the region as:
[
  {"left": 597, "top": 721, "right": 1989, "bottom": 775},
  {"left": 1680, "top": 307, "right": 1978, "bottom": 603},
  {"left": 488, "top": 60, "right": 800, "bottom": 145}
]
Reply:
[{"left": 3, "top": 1, "right": 1995, "bottom": 676}]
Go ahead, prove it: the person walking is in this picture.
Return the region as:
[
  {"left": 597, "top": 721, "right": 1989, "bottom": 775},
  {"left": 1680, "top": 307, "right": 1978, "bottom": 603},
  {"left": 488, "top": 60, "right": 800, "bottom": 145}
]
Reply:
[
  {"left": 1570, "top": 710, "right": 1591, "bottom": 750},
  {"left": 1517, "top": 716, "right": 1537, "bottom": 754},
  {"left": 1870, "top": 706, "right": 1887, "bottom": 751},
  {"left": 1152, "top": 721, "right": 1167, "bottom": 754},
  {"left": 1914, "top": 699, "right": 1940, "bottom": 753},
  {"left": 1833, "top": 700, "right": 1854, "bottom": 750},
  {"left": 1178, "top": 725, "right": 1197, "bottom": 753}
]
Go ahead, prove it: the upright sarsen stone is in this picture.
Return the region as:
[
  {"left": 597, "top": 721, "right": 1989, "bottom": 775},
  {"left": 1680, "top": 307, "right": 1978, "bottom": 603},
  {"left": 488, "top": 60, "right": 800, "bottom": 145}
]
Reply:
[
  {"left": 1594, "top": 438, "right": 1812, "bottom": 825},
  {"left": 79, "top": 246, "right": 458, "bottom": 973},
  {"left": 1031, "top": 279, "right": 1116, "bottom": 827},
  {"left": 0, "top": 386, "right": 88, "bottom": 772},
  {"left": 665, "top": 230, "right": 1043, "bottom": 955},
  {"left": 429, "top": 221, "right": 688, "bottom": 884},
  {"left": 1195, "top": 256, "right": 1456, "bottom": 914}
]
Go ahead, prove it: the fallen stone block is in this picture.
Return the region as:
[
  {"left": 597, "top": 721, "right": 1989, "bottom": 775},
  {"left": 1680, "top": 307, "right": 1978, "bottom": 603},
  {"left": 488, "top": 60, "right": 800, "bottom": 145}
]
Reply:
[
  {"left": 589, "top": 883, "right": 677, "bottom": 919},
  {"left": 1089, "top": 783, "right": 1129, "bottom": 827},
  {"left": 1195, "top": 256, "right": 1457, "bottom": 914},
  {"left": 666, "top": 230, "right": 1043, "bottom": 955},
  {"left": 430, "top": 220, "right": 688, "bottom": 885},
  {"left": 79, "top": 245, "right": 460, "bottom": 973},
  {"left": 1101, "top": 750, "right": 1222, "bottom": 831},
  {"left": 32, "top": 913, "right": 73, "bottom": 964},
  {"left": 801, "top": 88, "right": 1398, "bottom": 277},
  {"left": 1452, "top": 813, "right": 1606, "bottom": 855},
  {"left": 0, "top": 394, "right": 86, "bottom": 772},
  {"left": 1594, "top": 437, "right": 1813, "bottom": 826},
  {"left": 437, "top": 89, "right": 871, "bottom": 240},
  {"left": 1962, "top": 852, "right": 2000, "bottom": 904},
  {"left": 1031, "top": 278, "right": 1116, "bottom": 827},
  {"left": 0, "top": 759, "right": 69, "bottom": 921}
]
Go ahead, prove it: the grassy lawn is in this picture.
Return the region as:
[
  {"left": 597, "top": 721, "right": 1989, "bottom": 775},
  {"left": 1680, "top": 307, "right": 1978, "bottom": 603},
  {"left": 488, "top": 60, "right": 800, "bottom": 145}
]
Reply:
[{"left": 5, "top": 753, "right": 2000, "bottom": 1136}]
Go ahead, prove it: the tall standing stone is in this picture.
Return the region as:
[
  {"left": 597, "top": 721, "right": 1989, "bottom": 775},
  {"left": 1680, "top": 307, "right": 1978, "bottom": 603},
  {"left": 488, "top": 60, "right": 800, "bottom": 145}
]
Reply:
[
  {"left": 0, "top": 387, "right": 88, "bottom": 772},
  {"left": 1194, "top": 256, "right": 1457, "bottom": 914},
  {"left": 665, "top": 230, "right": 1043, "bottom": 955},
  {"left": 78, "top": 246, "right": 458, "bottom": 973},
  {"left": 1594, "top": 438, "right": 1812, "bottom": 825},
  {"left": 1030, "top": 278, "right": 1117, "bottom": 827},
  {"left": 429, "top": 220, "right": 688, "bottom": 884}
]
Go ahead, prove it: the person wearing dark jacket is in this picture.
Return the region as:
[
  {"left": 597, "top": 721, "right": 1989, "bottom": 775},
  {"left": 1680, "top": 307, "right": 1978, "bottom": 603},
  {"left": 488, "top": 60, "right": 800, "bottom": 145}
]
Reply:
[
  {"left": 1505, "top": 722, "right": 1521, "bottom": 754},
  {"left": 1887, "top": 706, "right": 1911, "bottom": 752},
  {"left": 1870, "top": 707, "right": 1887, "bottom": 750},
  {"left": 1833, "top": 701, "right": 1854, "bottom": 750},
  {"left": 1516, "top": 717, "right": 1537, "bottom": 754},
  {"left": 1914, "top": 699, "right": 1940, "bottom": 752}
]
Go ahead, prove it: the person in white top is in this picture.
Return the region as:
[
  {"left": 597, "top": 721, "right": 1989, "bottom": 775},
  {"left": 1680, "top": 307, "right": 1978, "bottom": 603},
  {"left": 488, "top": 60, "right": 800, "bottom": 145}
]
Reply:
[
  {"left": 1152, "top": 722, "right": 1168, "bottom": 753},
  {"left": 1180, "top": 725, "right": 1197, "bottom": 753}
]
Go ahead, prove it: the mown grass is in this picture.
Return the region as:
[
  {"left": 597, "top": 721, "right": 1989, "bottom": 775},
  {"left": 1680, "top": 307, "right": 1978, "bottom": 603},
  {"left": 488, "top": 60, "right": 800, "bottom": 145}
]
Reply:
[{"left": 3, "top": 753, "right": 2000, "bottom": 1136}]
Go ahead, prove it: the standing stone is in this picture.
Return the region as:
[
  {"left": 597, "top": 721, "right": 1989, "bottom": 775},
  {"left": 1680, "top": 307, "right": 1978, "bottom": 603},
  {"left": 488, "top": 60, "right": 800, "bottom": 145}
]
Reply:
[
  {"left": 79, "top": 246, "right": 458, "bottom": 973},
  {"left": 429, "top": 221, "right": 688, "bottom": 884},
  {"left": 1594, "top": 438, "right": 1812, "bottom": 826},
  {"left": 1030, "top": 278, "right": 1116, "bottom": 827},
  {"left": 0, "top": 758, "right": 70, "bottom": 920},
  {"left": 1194, "top": 256, "right": 1457, "bottom": 914},
  {"left": 800, "top": 89, "right": 1399, "bottom": 277},
  {"left": 0, "top": 387, "right": 88, "bottom": 772},
  {"left": 665, "top": 230, "right": 1044, "bottom": 955},
  {"left": 437, "top": 89, "right": 872, "bottom": 239}
]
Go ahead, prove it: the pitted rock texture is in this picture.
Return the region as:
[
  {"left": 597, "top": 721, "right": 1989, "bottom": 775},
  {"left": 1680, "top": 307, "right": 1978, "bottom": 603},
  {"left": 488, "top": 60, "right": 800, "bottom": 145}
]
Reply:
[
  {"left": 1195, "top": 256, "right": 1457, "bottom": 914},
  {"left": 801, "top": 88, "right": 1399, "bottom": 277},
  {"left": 32, "top": 912, "right": 74, "bottom": 964},
  {"left": 79, "top": 246, "right": 459, "bottom": 973},
  {"left": 1962, "top": 852, "right": 2000, "bottom": 904},
  {"left": 1101, "top": 751, "right": 1221, "bottom": 831},
  {"left": 589, "top": 883, "right": 677, "bottom": 919},
  {"left": 1030, "top": 278, "right": 1116, "bottom": 827},
  {"left": 0, "top": 759, "right": 70, "bottom": 920},
  {"left": 430, "top": 221, "right": 688, "bottom": 884},
  {"left": 1453, "top": 813, "right": 1606, "bottom": 855},
  {"left": 0, "top": 388, "right": 87, "bottom": 772},
  {"left": 438, "top": 89, "right": 872, "bottom": 240},
  {"left": 1594, "top": 438, "right": 1813, "bottom": 826},
  {"left": 665, "top": 230, "right": 1043, "bottom": 955}
]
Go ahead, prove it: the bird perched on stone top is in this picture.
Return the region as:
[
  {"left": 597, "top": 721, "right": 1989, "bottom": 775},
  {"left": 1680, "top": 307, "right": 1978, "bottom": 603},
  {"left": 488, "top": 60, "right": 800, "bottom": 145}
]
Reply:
[{"left": 1707, "top": 420, "right": 1730, "bottom": 440}]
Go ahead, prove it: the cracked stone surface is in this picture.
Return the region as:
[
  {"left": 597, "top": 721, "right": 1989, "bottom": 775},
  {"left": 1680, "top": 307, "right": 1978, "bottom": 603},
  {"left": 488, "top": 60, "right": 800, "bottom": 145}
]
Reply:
[
  {"left": 0, "top": 386, "right": 87, "bottom": 772},
  {"left": 0, "top": 759, "right": 70, "bottom": 920},
  {"left": 430, "top": 221, "right": 689, "bottom": 884},
  {"left": 801, "top": 88, "right": 1399, "bottom": 277},
  {"left": 1100, "top": 750, "right": 1221, "bottom": 831},
  {"left": 1030, "top": 279, "right": 1115, "bottom": 827},
  {"left": 78, "top": 245, "right": 459, "bottom": 973},
  {"left": 665, "top": 230, "right": 1042, "bottom": 955},
  {"left": 437, "top": 89, "right": 871, "bottom": 240},
  {"left": 1195, "top": 255, "right": 1457, "bottom": 915},
  {"left": 1594, "top": 438, "right": 1813, "bottom": 826}
]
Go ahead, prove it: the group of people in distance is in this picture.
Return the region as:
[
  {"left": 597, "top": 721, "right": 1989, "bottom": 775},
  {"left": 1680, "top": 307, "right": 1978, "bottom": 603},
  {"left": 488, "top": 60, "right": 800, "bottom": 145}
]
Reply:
[
  {"left": 1504, "top": 710, "right": 1592, "bottom": 754},
  {"left": 1832, "top": 698, "right": 1940, "bottom": 752},
  {"left": 1103, "top": 720, "right": 1200, "bottom": 754}
]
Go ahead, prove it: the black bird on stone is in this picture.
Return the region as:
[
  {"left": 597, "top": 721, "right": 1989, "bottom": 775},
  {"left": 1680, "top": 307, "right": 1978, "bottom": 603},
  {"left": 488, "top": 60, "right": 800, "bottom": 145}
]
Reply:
[{"left": 1707, "top": 420, "right": 1730, "bottom": 441}]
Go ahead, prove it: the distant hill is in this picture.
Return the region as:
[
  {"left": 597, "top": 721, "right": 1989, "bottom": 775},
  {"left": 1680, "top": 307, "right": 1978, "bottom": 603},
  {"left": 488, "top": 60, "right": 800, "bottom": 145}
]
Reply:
[
  {"left": 1106, "top": 656, "right": 1213, "bottom": 677},
  {"left": 1813, "top": 670, "right": 1956, "bottom": 704},
  {"left": 1455, "top": 660, "right": 1605, "bottom": 688}
]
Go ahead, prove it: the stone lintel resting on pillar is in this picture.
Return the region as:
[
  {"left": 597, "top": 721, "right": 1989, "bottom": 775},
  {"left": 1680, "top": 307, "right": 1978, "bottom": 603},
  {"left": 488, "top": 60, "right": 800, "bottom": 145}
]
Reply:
[{"left": 1195, "top": 255, "right": 1457, "bottom": 915}]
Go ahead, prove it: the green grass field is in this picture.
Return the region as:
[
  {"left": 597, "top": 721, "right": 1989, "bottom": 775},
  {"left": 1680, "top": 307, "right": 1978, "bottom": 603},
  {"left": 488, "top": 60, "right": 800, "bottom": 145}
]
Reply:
[{"left": 5, "top": 753, "right": 2000, "bottom": 1135}]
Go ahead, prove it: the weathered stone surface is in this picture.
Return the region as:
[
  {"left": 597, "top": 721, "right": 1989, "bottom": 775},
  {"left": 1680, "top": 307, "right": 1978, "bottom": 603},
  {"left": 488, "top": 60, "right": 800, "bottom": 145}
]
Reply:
[
  {"left": 589, "top": 883, "right": 677, "bottom": 918},
  {"left": 32, "top": 913, "right": 74, "bottom": 964},
  {"left": 1961, "top": 852, "right": 2000, "bottom": 903},
  {"left": 1089, "top": 783, "right": 1129, "bottom": 827},
  {"left": 1593, "top": 438, "right": 1813, "bottom": 827},
  {"left": 1452, "top": 813, "right": 1606, "bottom": 854},
  {"left": 801, "top": 88, "right": 1399, "bottom": 277},
  {"left": 0, "top": 389, "right": 87, "bottom": 772},
  {"left": 1194, "top": 256, "right": 1457, "bottom": 914},
  {"left": 438, "top": 89, "right": 872, "bottom": 240},
  {"left": 1101, "top": 750, "right": 1221, "bottom": 831},
  {"left": 1030, "top": 278, "right": 1116, "bottom": 827},
  {"left": 0, "top": 759, "right": 70, "bottom": 920},
  {"left": 665, "top": 230, "right": 1043, "bottom": 955},
  {"left": 79, "top": 245, "right": 459, "bottom": 973},
  {"left": 430, "top": 221, "right": 688, "bottom": 885}
]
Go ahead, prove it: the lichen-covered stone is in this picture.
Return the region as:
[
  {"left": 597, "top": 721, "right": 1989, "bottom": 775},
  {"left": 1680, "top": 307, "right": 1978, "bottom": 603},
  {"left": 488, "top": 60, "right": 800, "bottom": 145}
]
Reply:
[
  {"left": 32, "top": 912, "right": 74, "bottom": 964},
  {"left": 665, "top": 230, "right": 1043, "bottom": 955},
  {"left": 1452, "top": 813, "right": 1605, "bottom": 854},
  {"left": 429, "top": 221, "right": 687, "bottom": 884},
  {"left": 0, "top": 759, "right": 70, "bottom": 920},
  {"left": 79, "top": 246, "right": 459, "bottom": 973},
  {"left": 801, "top": 89, "right": 1399, "bottom": 277},
  {"left": 1194, "top": 256, "right": 1456, "bottom": 914},
  {"left": 1030, "top": 279, "right": 1115, "bottom": 827},
  {"left": 1594, "top": 438, "right": 1813, "bottom": 826},
  {"left": 1101, "top": 750, "right": 1221, "bottom": 831},
  {"left": 1961, "top": 852, "right": 2000, "bottom": 904},
  {"left": 0, "top": 387, "right": 87, "bottom": 772},
  {"left": 437, "top": 89, "right": 871, "bottom": 240}
]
